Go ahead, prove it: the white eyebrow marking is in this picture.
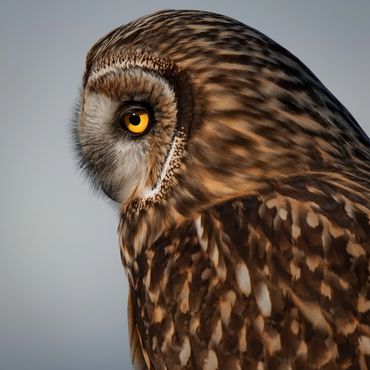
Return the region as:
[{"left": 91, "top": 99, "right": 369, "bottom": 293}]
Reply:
[
  {"left": 90, "top": 59, "right": 154, "bottom": 81},
  {"left": 89, "top": 65, "right": 175, "bottom": 107}
]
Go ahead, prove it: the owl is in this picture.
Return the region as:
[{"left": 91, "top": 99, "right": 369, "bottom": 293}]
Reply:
[{"left": 75, "top": 10, "right": 370, "bottom": 370}]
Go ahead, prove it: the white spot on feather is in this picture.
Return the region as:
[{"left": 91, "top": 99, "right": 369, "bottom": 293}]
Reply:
[
  {"left": 292, "top": 225, "right": 301, "bottom": 239},
  {"left": 306, "top": 211, "right": 319, "bottom": 228},
  {"left": 210, "top": 244, "right": 219, "bottom": 267},
  {"left": 278, "top": 207, "right": 288, "bottom": 220},
  {"left": 219, "top": 291, "right": 236, "bottom": 325},
  {"left": 266, "top": 198, "right": 277, "bottom": 209},
  {"left": 255, "top": 282, "right": 271, "bottom": 317},
  {"left": 236, "top": 262, "right": 251, "bottom": 296},
  {"left": 195, "top": 216, "right": 208, "bottom": 252},
  {"left": 179, "top": 336, "right": 191, "bottom": 366},
  {"left": 211, "top": 319, "right": 222, "bottom": 345},
  {"left": 203, "top": 349, "right": 218, "bottom": 370}
]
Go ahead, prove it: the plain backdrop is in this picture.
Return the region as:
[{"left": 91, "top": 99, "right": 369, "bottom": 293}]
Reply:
[{"left": 0, "top": 1, "right": 369, "bottom": 369}]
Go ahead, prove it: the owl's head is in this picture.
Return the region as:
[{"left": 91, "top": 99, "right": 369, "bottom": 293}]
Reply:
[{"left": 75, "top": 10, "right": 366, "bottom": 213}]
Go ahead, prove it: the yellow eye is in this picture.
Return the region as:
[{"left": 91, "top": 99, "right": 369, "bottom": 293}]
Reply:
[{"left": 122, "top": 109, "right": 150, "bottom": 135}]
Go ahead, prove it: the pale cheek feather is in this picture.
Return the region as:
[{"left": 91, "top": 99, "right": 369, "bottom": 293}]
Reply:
[
  {"left": 82, "top": 91, "right": 150, "bottom": 203},
  {"left": 83, "top": 92, "right": 118, "bottom": 128},
  {"left": 113, "top": 142, "right": 148, "bottom": 203}
]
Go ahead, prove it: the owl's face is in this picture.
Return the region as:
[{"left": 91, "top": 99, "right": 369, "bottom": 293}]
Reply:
[
  {"left": 75, "top": 10, "right": 350, "bottom": 212},
  {"left": 77, "top": 58, "right": 188, "bottom": 203}
]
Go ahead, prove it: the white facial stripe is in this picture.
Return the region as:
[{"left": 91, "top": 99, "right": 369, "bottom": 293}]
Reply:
[{"left": 141, "top": 135, "right": 180, "bottom": 199}]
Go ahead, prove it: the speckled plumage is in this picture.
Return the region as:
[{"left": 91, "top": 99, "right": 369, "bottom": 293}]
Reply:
[{"left": 75, "top": 10, "right": 370, "bottom": 370}]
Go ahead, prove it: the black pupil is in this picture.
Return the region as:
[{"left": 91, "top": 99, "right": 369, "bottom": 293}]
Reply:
[{"left": 129, "top": 113, "right": 141, "bottom": 126}]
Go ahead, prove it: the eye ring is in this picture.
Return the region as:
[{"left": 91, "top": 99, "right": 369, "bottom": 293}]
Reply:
[{"left": 122, "top": 107, "right": 151, "bottom": 135}]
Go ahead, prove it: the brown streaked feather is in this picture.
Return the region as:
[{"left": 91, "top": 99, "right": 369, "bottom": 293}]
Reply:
[
  {"left": 128, "top": 289, "right": 150, "bottom": 370},
  {"left": 120, "top": 174, "right": 370, "bottom": 369}
]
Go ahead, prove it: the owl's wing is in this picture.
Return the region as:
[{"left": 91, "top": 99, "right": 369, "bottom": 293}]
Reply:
[
  {"left": 189, "top": 190, "right": 370, "bottom": 369},
  {"left": 131, "top": 181, "right": 370, "bottom": 370},
  {"left": 132, "top": 184, "right": 370, "bottom": 369}
]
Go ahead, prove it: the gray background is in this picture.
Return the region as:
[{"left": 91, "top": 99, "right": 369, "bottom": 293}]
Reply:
[{"left": 0, "top": 1, "right": 369, "bottom": 369}]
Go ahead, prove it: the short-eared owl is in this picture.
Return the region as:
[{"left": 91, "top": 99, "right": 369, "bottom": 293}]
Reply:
[{"left": 75, "top": 10, "right": 370, "bottom": 370}]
